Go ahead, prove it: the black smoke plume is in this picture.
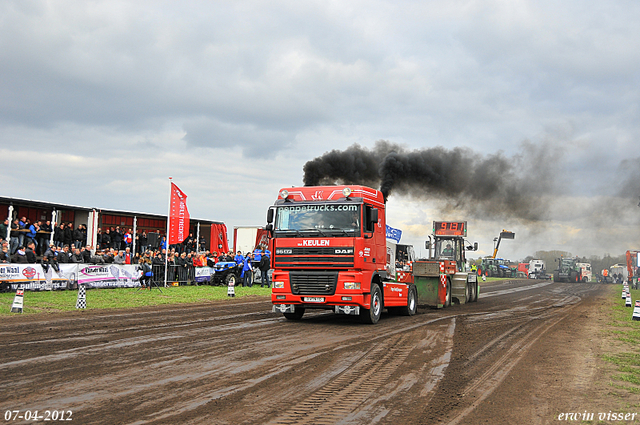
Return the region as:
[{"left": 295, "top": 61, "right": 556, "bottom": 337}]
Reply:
[{"left": 303, "top": 140, "right": 560, "bottom": 221}]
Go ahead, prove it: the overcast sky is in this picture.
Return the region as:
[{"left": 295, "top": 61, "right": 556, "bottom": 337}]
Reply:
[{"left": 1, "top": 0, "right": 639, "bottom": 261}]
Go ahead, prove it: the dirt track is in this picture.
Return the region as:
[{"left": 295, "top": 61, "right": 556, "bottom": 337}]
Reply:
[{"left": 0, "top": 280, "right": 608, "bottom": 424}]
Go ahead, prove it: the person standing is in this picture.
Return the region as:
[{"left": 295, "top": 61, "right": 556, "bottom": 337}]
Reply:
[
  {"left": 242, "top": 252, "right": 254, "bottom": 287},
  {"left": 25, "top": 220, "right": 39, "bottom": 252},
  {"left": 63, "top": 223, "right": 73, "bottom": 248},
  {"left": 18, "top": 216, "right": 27, "bottom": 248},
  {"left": 0, "top": 219, "right": 8, "bottom": 242},
  {"left": 176, "top": 252, "right": 189, "bottom": 284},
  {"left": 25, "top": 242, "right": 37, "bottom": 263},
  {"left": 138, "top": 231, "right": 148, "bottom": 253},
  {"left": 10, "top": 219, "right": 20, "bottom": 254},
  {"left": 112, "top": 226, "right": 122, "bottom": 250},
  {"left": 124, "top": 247, "right": 132, "bottom": 265},
  {"left": 73, "top": 224, "right": 84, "bottom": 251},
  {"left": 54, "top": 223, "right": 65, "bottom": 248},
  {"left": 38, "top": 220, "right": 52, "bottom": 255},
  {"left": 122, "top": 228, "right": 132, "bottom": 249},
  {"left": 101, "top": 228, "right": 111, "bottom": 250},
  {"left": 259, "top": 249, "right": 270, "bottom": 288}
]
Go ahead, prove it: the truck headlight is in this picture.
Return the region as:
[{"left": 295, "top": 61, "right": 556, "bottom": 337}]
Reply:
[
  {"left": 274, "top": 281, "right": 285, "bottom": 289},
  {"left": 344, "top": 282, "right": 360, "bottom": 290}
]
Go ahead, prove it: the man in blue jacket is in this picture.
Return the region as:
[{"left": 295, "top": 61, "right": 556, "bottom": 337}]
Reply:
[{"left": 242, "top": 253, "right": 254, "bottom": 287}]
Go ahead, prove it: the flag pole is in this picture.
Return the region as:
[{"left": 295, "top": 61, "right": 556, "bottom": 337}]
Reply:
[{"left": 164, "top": 177, "right": 172, "bottom": 287}]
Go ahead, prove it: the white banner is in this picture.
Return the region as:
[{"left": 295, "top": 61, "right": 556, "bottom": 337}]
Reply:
[
  {"left": 0, "top": 264, "right": 143, "bottom": 291},
  {"left": 77, "top": 264, "right": 142, "bottom": 289},
  {"left": 1, "top": 264, "right": 73, "bottom": 291},
  {"left": 194, "top": 267, "right": 213, "bottom": 283}
]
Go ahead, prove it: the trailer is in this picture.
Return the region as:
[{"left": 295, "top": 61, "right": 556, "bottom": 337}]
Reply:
[{"left": 233, "top": 226, "right": 270, "bottom": 255}]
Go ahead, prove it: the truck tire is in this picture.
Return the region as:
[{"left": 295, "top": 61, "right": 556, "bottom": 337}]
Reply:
[
  {"left": 284, "top": 308, "right": 305, "bottom": 320},
  {"left": 471, "top": 282, "right": 478, "bottom": 302},
  {"left": 361, "top": 284, "right": 383, "bottom": 324},
  {"left": 399, "top": 286, "right": 417, "bottom": 316}
]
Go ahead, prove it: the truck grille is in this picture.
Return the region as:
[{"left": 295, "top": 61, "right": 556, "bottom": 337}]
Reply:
[
  {"left": 275, "top": 247, "right": 354, "bottom": 269},
  {"left": 289, "top": 272, "right": 338, "bottom": 296}
]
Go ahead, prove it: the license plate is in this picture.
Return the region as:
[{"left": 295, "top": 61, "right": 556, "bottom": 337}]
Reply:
[{"left": 303, "top": 297, "right": 325, "bottom": 303}]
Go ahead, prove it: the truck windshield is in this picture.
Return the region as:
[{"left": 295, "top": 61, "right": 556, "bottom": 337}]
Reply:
[{"left": 274, "top": 204, "right": 361, "bottom": 236}]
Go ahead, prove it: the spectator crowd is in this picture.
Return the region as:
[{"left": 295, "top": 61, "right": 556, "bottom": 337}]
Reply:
[{"left": 0, "top": 219, "right": 271, "bottom": 287}]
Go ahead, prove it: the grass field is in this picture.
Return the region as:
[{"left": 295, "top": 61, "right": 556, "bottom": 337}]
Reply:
[
  {"left": 603, "top": 283, "right": 640, "bottom": 395},
  {"left": 0, "top": 285, "right": 272, "bottom": 316}
]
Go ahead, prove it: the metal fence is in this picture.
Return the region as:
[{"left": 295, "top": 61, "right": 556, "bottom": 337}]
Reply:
[
  {"left": 147, "top": 264, "right": 269, "bottom": 287},
  {"left": 150, "top": 264, "right": 197, "bottom": 286}
]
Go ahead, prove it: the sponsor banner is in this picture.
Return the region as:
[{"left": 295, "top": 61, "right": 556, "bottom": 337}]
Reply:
[
  {"left": 2, "top": 264, "right": 144, "bottom": 291},
  {"left": 169, "top": 182, "right": 190, "bottom": 245},
  {"left": 78, "top": 264, "right": 142, "bottom": 289},
  {"left": 1, "top": 264, "right": 73, "bottom": 291},
  {"left": 194, "top": 267, "right": 213, "bottom": 283},
  {"left": 386, "top": 225, "right": 402, "bottom": 243}
]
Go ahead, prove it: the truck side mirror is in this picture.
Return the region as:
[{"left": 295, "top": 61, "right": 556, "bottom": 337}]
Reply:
[
  {"left": 267, "top": 208, "right": 274, "bottom": 224},
  {"left": 364, "top": 206, "right": 378, "bottom": 233},
  {"left": 370, "top": 208, "right": 378, "bottom": 224},
  {"left": 474, "top": 242, "right": 478, "bottom": 251},
  {"left": 425, "top": 241, "right": 431, "bottom": 250}
]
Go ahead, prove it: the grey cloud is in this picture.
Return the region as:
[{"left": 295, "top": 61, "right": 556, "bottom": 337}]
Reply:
[{"left": 182, "top": 117, "right": 293, "bottom": 157}]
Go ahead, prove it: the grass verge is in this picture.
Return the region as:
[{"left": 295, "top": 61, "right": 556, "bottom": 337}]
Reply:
[
  {"left": 0, "top": 285, "right": 271, "bottom": 316},
  {"left": 602, "top": 283, "right": 640, "bottom": 396}
]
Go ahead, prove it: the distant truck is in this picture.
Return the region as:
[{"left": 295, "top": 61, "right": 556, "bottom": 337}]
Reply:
[
  {"left": 528, "top": 259, "right": 548, "bottom": 279},
  {"left": 576, "top": 262, "right": 592, "bottom": 282}
]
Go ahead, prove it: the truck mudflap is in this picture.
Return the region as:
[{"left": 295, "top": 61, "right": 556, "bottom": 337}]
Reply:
[{"left": 273, "top": 304, "right": 296, "bottom": 314}]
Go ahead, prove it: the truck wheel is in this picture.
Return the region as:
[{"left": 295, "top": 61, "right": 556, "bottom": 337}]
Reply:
[
  {"left": 471, "top": 282, "right": 478, "bottom": 302},
  {"left": 361, "top": 284, "right": 383, "bottom": 324},
  {"left": 284, "top": 308, "right": 305, "bottom": 320},
  {"left": 399, "top": 286, "right": 417, "bottom": 316}
]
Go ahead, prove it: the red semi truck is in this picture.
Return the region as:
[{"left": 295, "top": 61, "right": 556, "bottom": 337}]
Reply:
[
  {"left": 266, "top": 185, "right": 411, "bottom": 324},
  {"left": 266, "top": 184, "right": 478, "bottom": 324}
]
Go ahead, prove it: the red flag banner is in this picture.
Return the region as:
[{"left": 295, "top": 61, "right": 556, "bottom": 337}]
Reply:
[
  {"left": 169, "top": 183, "right": 190, "bottom": 245},
  {"left": 210, "top": 223, "right": 229, "bottom": 254}
]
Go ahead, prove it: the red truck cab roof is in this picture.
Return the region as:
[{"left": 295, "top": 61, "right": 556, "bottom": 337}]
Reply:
[{"left": 276, "top": 185, "right": 385, "bottom": 207}]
